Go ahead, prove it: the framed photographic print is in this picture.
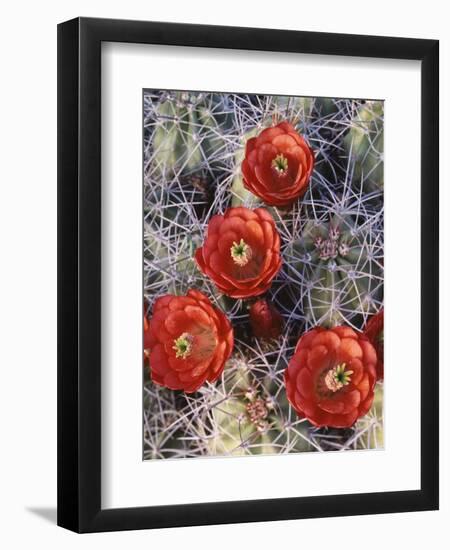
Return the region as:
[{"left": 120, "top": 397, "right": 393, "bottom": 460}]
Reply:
[{"left": 57, "top": 17, "right": 439, "bottom": 533}]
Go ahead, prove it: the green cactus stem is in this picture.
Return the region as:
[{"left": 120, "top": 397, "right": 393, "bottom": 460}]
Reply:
[
  {"left": 152, "top": 92, "right": 232, "bottom": 176},
  {"left": 207, "top": 359, "right": 310, "bottom": 456},
  {"left": 287, "top": 214, "right": 383, "bottom": 327},
  {"left": 343, "top": 101, "right": 384, "bottom": 193}
]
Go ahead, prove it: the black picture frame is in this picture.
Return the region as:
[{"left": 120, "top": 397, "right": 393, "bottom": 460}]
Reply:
[{"left": 57, "top": 16, "right": 439, "bottom": 533}]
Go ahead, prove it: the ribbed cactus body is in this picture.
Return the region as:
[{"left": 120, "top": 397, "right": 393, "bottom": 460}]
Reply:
[
  {"left": 152, "top": 92, "right": 232, "bottom": 176},
  {"left": 230, "top": 127, "right": 261, "bottom": 208},
  {"left": 343, "top": 101, "right": 384, "bottom": 193},
  {"left": 144, "top": 91, "right": 384, "bottom": 458},
  {"left": 207, "top": 360, "right": 309, "bottom": 456},
  {"left": 271, "top": 95, "right": 338, "bottom": 121},
  {"left": 288, "top": 215, "right": 382, "bottom": 327}
]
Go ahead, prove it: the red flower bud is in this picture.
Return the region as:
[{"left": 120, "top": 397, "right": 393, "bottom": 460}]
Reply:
[
  {"left": 364, "top": 309, "right": 384, "bottom": 380},
  {"left": 249, "top": 299, "right": 283, "bottom": 339}
]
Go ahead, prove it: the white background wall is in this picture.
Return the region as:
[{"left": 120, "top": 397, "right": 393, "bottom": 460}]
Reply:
[{"left": 0, "top": 0, "right": 447, "bottom": 547}]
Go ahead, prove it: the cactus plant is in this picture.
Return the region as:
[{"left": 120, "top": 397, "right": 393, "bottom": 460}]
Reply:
[
  {"left": 151, "top": 91, "right": 232, "bottom": 177},
  {"left": 143, "top": 90, "right": 384, "bottom": 459},
  {"left": 286, "top": 213, "right": 383, "bottom": 327},
  {"left": 205, "top": 357, "right": 311, "bottom": 456},
  {"left": 230, "top": 127, "right": 261, "bottom": 208},
  {"left": 343, "top": 101, "right": 384, "bottom": 194}
]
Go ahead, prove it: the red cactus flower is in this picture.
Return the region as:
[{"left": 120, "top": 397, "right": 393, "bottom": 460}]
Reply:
[
  {"left": 195, "top": 207, "right": 282, "bottom": 299},
  {"left": 249, "top": 299, "right": 283, "bottom": 339},
  {"left": 284, "top": 326, "right": 377, "bottom": 428},
  {"left": 144, "top": 289, "right": 234, "bottom": 393},
  {"left": 242, "top": 121, "right": 315, "bottom": 206},
  {"left": 364, "top": 309, "right": 384, "bottom": 380}
]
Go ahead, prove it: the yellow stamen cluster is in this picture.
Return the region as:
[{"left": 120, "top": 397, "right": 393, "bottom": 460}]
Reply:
[
  {"left": 230, "top": 238, "right": 252, "bottom": 267},
  {"left": 172, "top": 332, "right": 193, "bottom": 359},
  {"left": 324, "top": 363, "right": 354, "bottom": 392},
  {"left": 271, "top": 153, "right": 289, "bottom": 175}
]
